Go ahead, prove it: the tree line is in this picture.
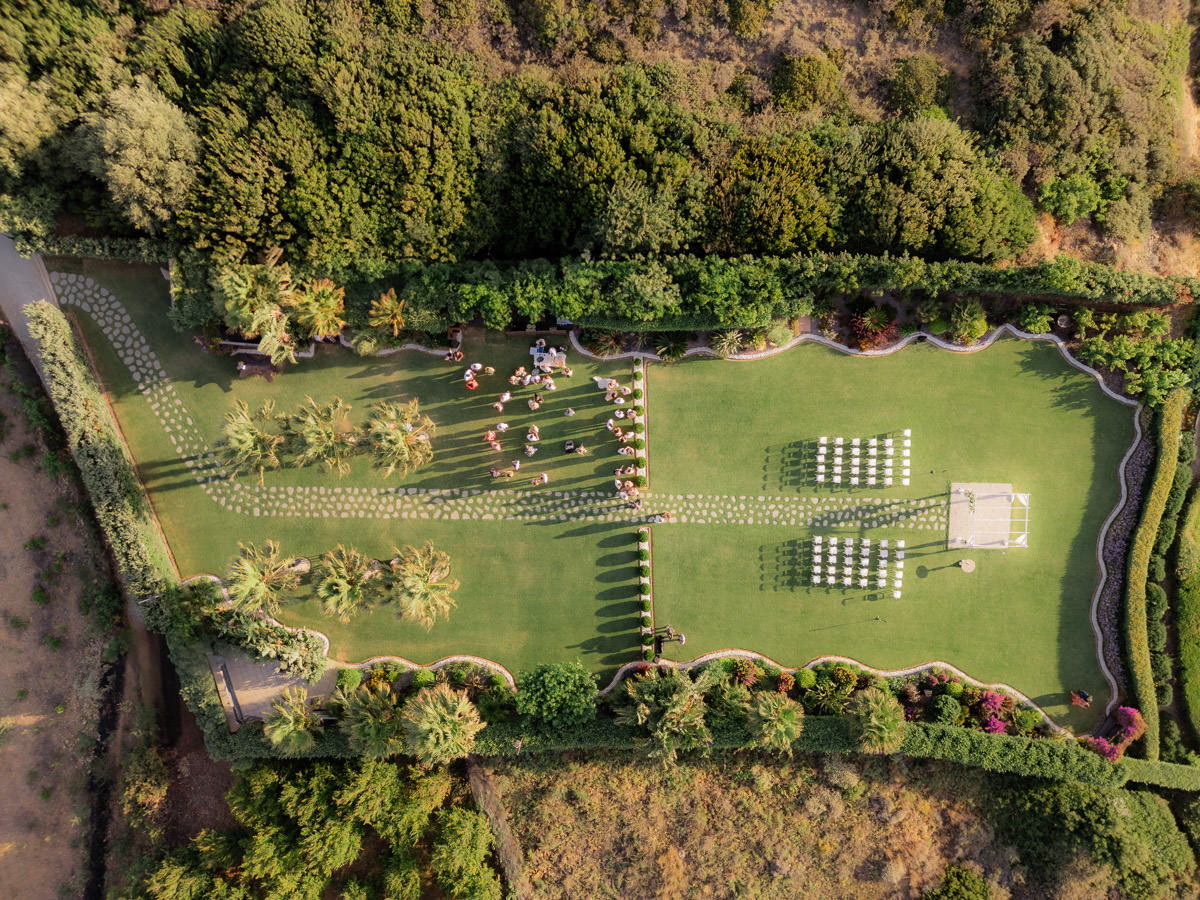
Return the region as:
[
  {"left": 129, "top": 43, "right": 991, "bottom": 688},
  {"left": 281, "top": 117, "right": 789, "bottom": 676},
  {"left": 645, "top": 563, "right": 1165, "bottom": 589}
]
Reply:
[{"left": 2, "top": 0, "right": 1187, "bottom": 280}]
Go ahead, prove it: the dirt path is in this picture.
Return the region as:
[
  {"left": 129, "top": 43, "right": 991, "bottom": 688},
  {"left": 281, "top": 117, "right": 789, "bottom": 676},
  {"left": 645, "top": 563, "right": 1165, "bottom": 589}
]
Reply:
[
  {"left": 0, "top": 347, "right": 110, "bottom": 899},
  {"left": 466, "top": 755, "right": 534, "bottom": 900}
]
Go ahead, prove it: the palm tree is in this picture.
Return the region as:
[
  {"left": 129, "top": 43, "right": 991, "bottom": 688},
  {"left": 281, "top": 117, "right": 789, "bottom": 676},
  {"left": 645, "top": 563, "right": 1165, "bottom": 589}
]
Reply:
[
  {"left": 368, "top": 288, "right": 407, "bottom": 337},
  {"left": 292, "top": 278, "right": 346, "bottom": 340},
  {"left": 316, "top": 544, "right": 375, "bottom": 623},
  {"left": 385, "top": 542, "right": 459, "bottom": 630},
  {"left": 288, "top": 395, "right": 358, "bottom": 476},
  {"left": 220, "top": 399, "right": 286, "bottom": 485},
  {"left": 250, "top": 302, "right": 298, "bottom": 367},
  {"left": 226, "top": 540, "right": 303, "bottom": 615},
  {"left": 341, "top": 683, "right": 407, "bottom": 757},
  {"left": 848, "top": 687, "right": 906, "bottom": 754},
  {"left": 364, "top": 399, "right": 436, "bottom": 478},
  {"left": 401, "top": 683, "right": 485, "bottom": 767},
  {"left": 747, "top": 691, "right": 805, "bottom": 755},
  {"left": 616, "top": 667, "right": 716, "bottom": 764},
  {"left": 262, "top": 686, "right": 323, "bottom": 755},
  {"left": 213, "top": 247, "right": 293, "bottom": 336}
]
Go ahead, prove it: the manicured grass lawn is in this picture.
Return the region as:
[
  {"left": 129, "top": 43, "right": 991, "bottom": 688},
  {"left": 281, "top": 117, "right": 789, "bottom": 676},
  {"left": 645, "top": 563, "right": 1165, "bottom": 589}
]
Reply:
[
  {"left": 648, "top": 339, "right": 1134, "bottom": 730},
  {"left": 50, "top": 258, "right": 639, "bottom": 675},
  {"left": 50, "top": 259, "right": 1136, "bottom": 728}
]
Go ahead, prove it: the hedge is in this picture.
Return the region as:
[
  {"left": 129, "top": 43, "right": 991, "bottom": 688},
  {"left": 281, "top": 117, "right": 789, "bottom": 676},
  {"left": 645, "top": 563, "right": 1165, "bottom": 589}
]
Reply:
[
  {"left": 25, "top": 301, "right": 174, "bottom": 599},
  {"left": 1120, "top": 757, "right": 1200, "bottom": 791},
  {"left": 1124, "top": 389, "right": 1188, "bottom": 760},
  {"left": 1177, "top": 486, "right": 1200, "bottom": 745},
  {"left": 13, "top": 234, "right": 178, "bottom": 264},
  {"left": 171, "top": 251, "right": 1200, "bottom": 334}
]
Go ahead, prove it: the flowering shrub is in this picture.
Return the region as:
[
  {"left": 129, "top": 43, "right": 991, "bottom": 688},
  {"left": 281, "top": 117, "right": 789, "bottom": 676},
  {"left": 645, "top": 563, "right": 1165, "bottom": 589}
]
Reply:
[
  {"left": 1115, "top": 706, "right": 1146, "bottom": 749},
  {"left": 1083, "top": 736, "right": 1120, "bottom": 762},
  {"left": 731, "top": 657, "right": 759, "bottom": 686},
  {"left": 983, "top": 715, "right": 1007, "bottom": 734},
  {"left": 777, "top": 672, "right": 795, "bottom": 694},
  {"left": 981, "top": 691, "right": 1003, "bottom": 715}
]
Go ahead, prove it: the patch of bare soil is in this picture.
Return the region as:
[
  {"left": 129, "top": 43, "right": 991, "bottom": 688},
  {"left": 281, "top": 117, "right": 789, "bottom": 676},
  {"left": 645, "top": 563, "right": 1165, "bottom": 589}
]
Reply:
[
  {"left": 0, "top": 368, "right": 108, "bottom": 899},
  {"left": 493, "top": 751, "right": 1027, "bottom": 900},
  {"left": 160, "top": 705, "right": 237, "bottom": 844}
]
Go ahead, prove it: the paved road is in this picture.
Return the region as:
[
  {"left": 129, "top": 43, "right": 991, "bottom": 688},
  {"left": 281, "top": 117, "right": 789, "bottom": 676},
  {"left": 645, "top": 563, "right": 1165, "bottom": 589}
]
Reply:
[{"left": 0, "top": 235, "right": 57, "bottom": 380}]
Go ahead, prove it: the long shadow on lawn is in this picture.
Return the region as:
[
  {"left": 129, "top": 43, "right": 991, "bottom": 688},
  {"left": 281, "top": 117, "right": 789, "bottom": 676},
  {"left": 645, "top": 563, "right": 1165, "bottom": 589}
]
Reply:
[{"left": 556, "top": 519, "right": 643, "bottom": 666}]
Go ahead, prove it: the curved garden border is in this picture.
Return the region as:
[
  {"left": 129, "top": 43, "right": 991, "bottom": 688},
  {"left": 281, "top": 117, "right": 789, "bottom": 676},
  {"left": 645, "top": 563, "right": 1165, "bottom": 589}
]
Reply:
[
  {"left": 572, "top": 323, "right": 1142, "bottom": 723},
  {"left": 597, "top": 650, "right": 1069, "bottom": 735}
]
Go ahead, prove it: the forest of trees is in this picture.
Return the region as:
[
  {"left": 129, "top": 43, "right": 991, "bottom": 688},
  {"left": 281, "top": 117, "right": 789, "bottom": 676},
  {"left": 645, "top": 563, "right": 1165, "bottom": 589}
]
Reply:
[{"left": 0, "top": 0, "right": 1190, "bottom": 287}]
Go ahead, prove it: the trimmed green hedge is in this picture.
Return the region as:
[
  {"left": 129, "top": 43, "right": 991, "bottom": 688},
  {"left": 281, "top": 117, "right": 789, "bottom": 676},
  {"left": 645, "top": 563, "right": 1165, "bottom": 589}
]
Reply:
[
  {"left": 1120, "top": 757, "right": 1200, "bottom": 791},
  {"left": 17, "top": 234, "right": 178, "bottom": 263},
  {"left": 172, "top": 251, "right": 1200, "bottom": 334},
  {"left": 1124, "top": 391, "right": 1187, "bottom": 759},
  {"left": 1177, "top": 484, "right": 1200, "bottom": 745},
  {"left": 25, "top": 301, "right": 174, "bottom": 598}
]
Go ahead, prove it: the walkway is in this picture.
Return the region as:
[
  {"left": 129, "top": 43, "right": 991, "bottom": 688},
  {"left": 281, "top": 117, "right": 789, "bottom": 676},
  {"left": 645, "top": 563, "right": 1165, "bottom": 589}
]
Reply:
[{"left": 0, "top": 235, "right": 58, "bottom": 379}]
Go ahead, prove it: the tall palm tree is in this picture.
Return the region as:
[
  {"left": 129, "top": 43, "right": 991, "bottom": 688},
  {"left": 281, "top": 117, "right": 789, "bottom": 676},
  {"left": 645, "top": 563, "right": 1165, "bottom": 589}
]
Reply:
[
  {"left": 288, "top": 395, "right": 357, "bottom": 476},
  {"left": 401, "top": 683, "right": 485, "bottom": 767},
  {"left": 250, "top": 303, "right": 298, "bottom": 367},
  {"left": 316, "top": 544, "right": 376, "bottom": 623},
  {"left": 616, "top": 667, "right": 716, "bottom": 764},
  {"left": 368, "top": 288, "right": 407, "bottom": 337},
  {"left": 262, "top": 686, "right": 323, "bottom": 755},
  {"left": 292, "top": 278, "right": 346, "bottom": 340},
  {"left": 220, "top": 399, "right": 286, "bottom": 485},
  {"left": 226, "top": 540, "right": 302, "bottom": 615},
  {"left": 747, "top": 691, "right": 805, "bottom": 755},
  {"left": 364, "top": 399, "right": 436, "bottom": 478},
  {"left": 848, "top": 687, "right": 906, "bottom": 754},
  {"left": 213, "top": 247, "right": 293, "bottom": 336},
  {"left": 341, "top": 683, "right": 407, "bottom": 758},
  {"left": 387, "top": 542, "right": 459, "bottom": 630}
]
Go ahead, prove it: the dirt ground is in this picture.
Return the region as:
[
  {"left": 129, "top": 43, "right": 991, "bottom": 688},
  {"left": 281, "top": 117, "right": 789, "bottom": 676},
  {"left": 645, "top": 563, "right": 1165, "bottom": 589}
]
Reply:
[{"left": 0, "top": 365, "right": 109, "bottom": 899}]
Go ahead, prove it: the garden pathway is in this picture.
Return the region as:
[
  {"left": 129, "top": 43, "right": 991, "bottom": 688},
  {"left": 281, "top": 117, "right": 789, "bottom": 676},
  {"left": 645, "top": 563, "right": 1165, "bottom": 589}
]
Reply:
[{"left": 51, "top": 272, "right": 949, "bottom": 531}]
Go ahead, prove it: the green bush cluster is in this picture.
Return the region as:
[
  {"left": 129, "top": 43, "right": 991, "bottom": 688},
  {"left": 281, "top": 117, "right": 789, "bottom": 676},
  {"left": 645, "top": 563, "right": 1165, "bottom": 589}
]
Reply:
[
  {"left": 1123, "top": 389, "right": 1187, "bottom": 759},
  {"left": 170, "top": 252, "right": 1200, "bottom": 340},
  {"left": 1176, "top": 480, "right": 1200, "bottom": 746},
  {"left": 24, "top": 302, "right": 173, "bottom": 599}
]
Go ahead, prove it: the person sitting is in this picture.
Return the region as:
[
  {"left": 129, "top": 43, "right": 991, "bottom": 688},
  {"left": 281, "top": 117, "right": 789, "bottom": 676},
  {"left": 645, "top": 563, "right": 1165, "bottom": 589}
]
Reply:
[
  {"left": 465, "top": 377, "right": 478, "bottom": 390},
  {"left": 528, "top": 398, "right": 541, "bottom": 411},
  {"left": 508, "top": 374, "right": 521, "bottom": 386},
  {"left": 563, "top": 440, "right": 576, "bottom": 454},
  {"left": 493, "top": 401, "right": 505, "bottom": 412},
  {"left": 618, "top": 446, "right": 635, "bottom": 456},
  {"left": 485, "top": 430, "right": 496, "bottom": 443},
  {"left": 526, "top": 425, "right": 540, "bottom": 442},
  {"left": 535, "top": 338, "right": 546, "bottom": 350},
  {"left": 514, "top": 366, "right": 527, "bottom": 378},
  {"left": 574, "top": 444, "right": 588, "bottom": 455},
  {"left": 525, "top": 444, "right": 538, "bottom": 456}
]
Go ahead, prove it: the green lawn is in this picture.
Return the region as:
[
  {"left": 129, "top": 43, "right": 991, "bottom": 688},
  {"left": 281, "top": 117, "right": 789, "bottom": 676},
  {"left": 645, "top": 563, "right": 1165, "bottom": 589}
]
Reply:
[
  {"left": 49, "top": 259, "right": 1135, "bottom": 728},
  {"left": 648, "top": 340, "right": 1133, "bottom": 730}
]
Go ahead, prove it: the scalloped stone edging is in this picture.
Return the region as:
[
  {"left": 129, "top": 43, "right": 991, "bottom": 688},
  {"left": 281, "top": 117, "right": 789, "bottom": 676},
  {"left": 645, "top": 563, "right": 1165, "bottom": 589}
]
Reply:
[
  {"left": 179, "top": 573, "right": 517, "bottom": 688},
  {"left": 597, "top": 648, "right": 1070, "bottom": 736}
]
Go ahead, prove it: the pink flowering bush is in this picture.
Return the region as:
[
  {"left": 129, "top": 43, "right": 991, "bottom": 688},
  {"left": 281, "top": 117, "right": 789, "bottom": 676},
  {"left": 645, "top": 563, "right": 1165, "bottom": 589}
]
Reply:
[
  {"left": 1083, "top": 735, "right": 1120, "bottom": 761},
  {"left": 983, "top": 715, "right": 1006, "bottom": 734},
  {"left": 1116, "top": 706, "right": 1146, "bottom": 743},
  {"left": 980, "top": 691, "right": 1003, "bottom": 715}
]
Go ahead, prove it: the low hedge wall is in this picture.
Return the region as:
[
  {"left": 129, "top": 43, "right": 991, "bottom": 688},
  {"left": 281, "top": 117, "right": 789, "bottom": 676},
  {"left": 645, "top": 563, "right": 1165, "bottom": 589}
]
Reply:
[
  {"left": 1177, "top": 483, "right": 1200, "bottom": 746},
  {"left": 25, "top": 301, "right": 174, "bottom": 599},
  {"left": 1124, "top": 390, "right": 1187, "bottom": 759},
  {"left": 1120, "top": 757, "right": 1200, "bottom": 791}
]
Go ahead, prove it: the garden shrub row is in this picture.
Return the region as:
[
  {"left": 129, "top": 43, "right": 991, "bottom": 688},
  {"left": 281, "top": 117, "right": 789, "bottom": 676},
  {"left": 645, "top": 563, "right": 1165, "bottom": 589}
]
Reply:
[
  {"left": 24, "top": 301, "right": 174, "bottom": 599},
  {"left": 171, "top": 251, "right": 1200, "bottom": 335},
  {"left": 16, "top": 233, "right": 180, "bottom": 264},
  {"left": 1120, "top": 757, "right": 1200, "bottom": 791},
  {"left": 1124, "top": 389, "right": 1187, "bottom": 759},
  {"left": 1176, "top": 481, "right": 1200, "bottom": 746}
]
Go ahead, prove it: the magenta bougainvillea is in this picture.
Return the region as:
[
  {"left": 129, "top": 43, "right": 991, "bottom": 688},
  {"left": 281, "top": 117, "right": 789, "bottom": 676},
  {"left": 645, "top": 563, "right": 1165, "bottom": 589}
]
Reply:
[
  {"left": 983, "top": 715, "right": 1006, "bottom": 734},
  {"left": 980, "top": 691, "right": 1003, "bottom": 715},
  {"left": 1083, "top": 736, "right": 1120, "bottom": 761}
]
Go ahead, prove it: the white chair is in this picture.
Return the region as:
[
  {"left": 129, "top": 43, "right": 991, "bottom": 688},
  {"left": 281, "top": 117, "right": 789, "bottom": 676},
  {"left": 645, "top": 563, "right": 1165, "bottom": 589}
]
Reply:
[
  {"left": 850, "top": 476, "right": 859, "bottom": 485},
  {"left": 852, "top": 438, "right": 860, "bottom": 447},
  {"left": 814, "top": 536, "right": 823, "bottom": 545},
  {"left": 860, "top": 547, "right": 870, "bottom": 558},
  {"left": 869, "top": 438, "right": 878, "bottom": 447},
  {"left": 833, "top": 465, "right": 843, "bottom": 474},
  {"left": 859, "top": 578, "right": 869, "bottom": 588},
  {"left": 850, "top": 465, "right": 860, "bottom": 475},
  {"left": 813, "top": 564, "right": 822, "bottom": 574},
  {"left": 859, "top": 567, "right": 869, "bottom": 578},
  {"left": 884, "top": 477, "right": 893, "bottom": 486},
  {"left": 833, "top": 475, "right": 842, "bottom": 484},
  {"left": 893, "top": 578, "right": 903, "bottom": 589},
  {"left": 826, "top": 576, "right": 835, "bottom": 585},
  {"left": 843, "top": 566, "right": 852, "bottom": 576},
  {"left": 829, "top": 536, "right": 838, "bottom": 545},
  {"left": 817, "top": 464, "right": 826, "bottom": 474},
  {"left": 884, "top": 467, "right": 893, "bottom": 476},
  {"left": 885, "top": 438, "right": 893, "bottom": 447},
  {"left": 880, "top": 549, "right": 889, "bottom": 559},
  {"left": 903, "top": 429, "right": 912, "bottom": 437},
  {"left": 812, "top": 574, "right": 821, "bottom": 584},
  {"left": 896, "top": 540, "right": 905, "bottom": 548},
  {"left": 895, "top": 560, "right": 904, "bottom": 570},
  {"left": 816, "top": 473, "right": 825, "bottom": 483},
  {"left": 897, "top": 551, "right": 905, "bottom": 560},
  {"left": 892, "top": 590, "right": 902, "bottom": 599},
  {"left": 835, "top": 437, "right": 844, "bottom": 446},
  {"left": 869, "top": 446, "right": 878, "bottom": 458},
  {"left": 867, "top": 476, "right": 877, "bottom": 486},
  {"left": 819, "top": 436, "right": 828, "bottom": 445},
  {"left": 843, "top": 576, "right": 852, "bottom": 586},
  {"left": 901, "top": 478, "right": 910, "bottom": 486},
  {"left": 861, "top": 539, "right": 871, "bottom": 547},
  {"left": 878, "top": 579, "right": 888, "bottom": 589},
  {"left": 902, "top": 468, "right": 910, "bottom": 477},
  {"left": 880, "top": 540, "right": 889, "bottom": 548}
]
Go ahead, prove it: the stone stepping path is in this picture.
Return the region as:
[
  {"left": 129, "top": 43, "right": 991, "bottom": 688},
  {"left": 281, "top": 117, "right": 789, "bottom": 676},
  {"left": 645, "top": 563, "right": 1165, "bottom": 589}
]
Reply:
[{"left": 50, "top": 272, "right": 949, "bottom": 531}]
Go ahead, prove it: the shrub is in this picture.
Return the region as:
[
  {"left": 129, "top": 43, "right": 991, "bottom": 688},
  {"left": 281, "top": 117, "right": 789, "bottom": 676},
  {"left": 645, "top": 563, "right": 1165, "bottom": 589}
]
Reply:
[
  {"left": 413, "top": 669, "right": 437, "bottom": 689},
  {"left": 336, "top": 668, "right": 363, "bottom": 693},
  {"left": 632, "top": 388, "right": 643, "bottom": 400},
  {"left": 767, "top": 324, "right": 793, "bottom": 347},
  {"left": 641, "top": 598, "right": 651, "bottom": 612},
  {"left": 921, "top": 864, "right": 990, "bottom": 900},
  {"left": 796, "top": 668, "right": 817, "bottom": 690},
  {"left": 1150, "top": 554, "right": 1166, "bottom": 583},
  {"left": 638, "top": 528, "right": 649, "bottom": 541},
  {"left": 632, "top": 421, "right": 645, "bottom": 434},
  {"left": 638, "top": 564, "right": 651, "bottom": 579},
  {"left": 516, "top": 662, "right": 598, "bottom": 729},
  {"left": 1018, "top": 303, "right": 1055, "bottom": 334},
  {"left": 777, "top": 671, "right": 795, "bottom": 693},
  {"left": 948, "top": 298, "right": 988, "bottom": 345},
  {"left": 431, "top": 808, "right": 502, "bottom": 900},
  {"left": 643, "top": 648, "right": 655, "bottom": 661},
  {"left": 848, "top": 687, "right": 906, "bottom": 753},
  {"left": 637, "top": 548, "right": 650, "bottom": 562},
  {"left": 641, "top": 632, "right": 654, "bottom": 646},
  {"left": 641, "top": 615, "right": 652, "bottom": 629},
  {"left": 772, "top": 54, "right": 844, "bottom": 112},
  {"left": 632, "top": 438, "right": 646, "bottom": 450},
  {"left": 932, "top": 694, "right": 963, "bottom": 726},
  {"left": 731, "top": 657, "right": 759, "bottom": 686},
  {"left": 1124, "top": 388, "right": 1187, "bottom": 758},
  {"left": 944, "top": 680, "right": 964, "bottom": 699},
  {"left": 885, "top": 55, "right": 947, "bottom": 116}
]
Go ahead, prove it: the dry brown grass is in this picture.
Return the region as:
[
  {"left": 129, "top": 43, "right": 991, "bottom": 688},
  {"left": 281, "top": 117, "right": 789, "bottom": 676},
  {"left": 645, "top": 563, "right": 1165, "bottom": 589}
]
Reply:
[{"left": 492, "top": 750, "right": 1028, "bottom": 900}]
